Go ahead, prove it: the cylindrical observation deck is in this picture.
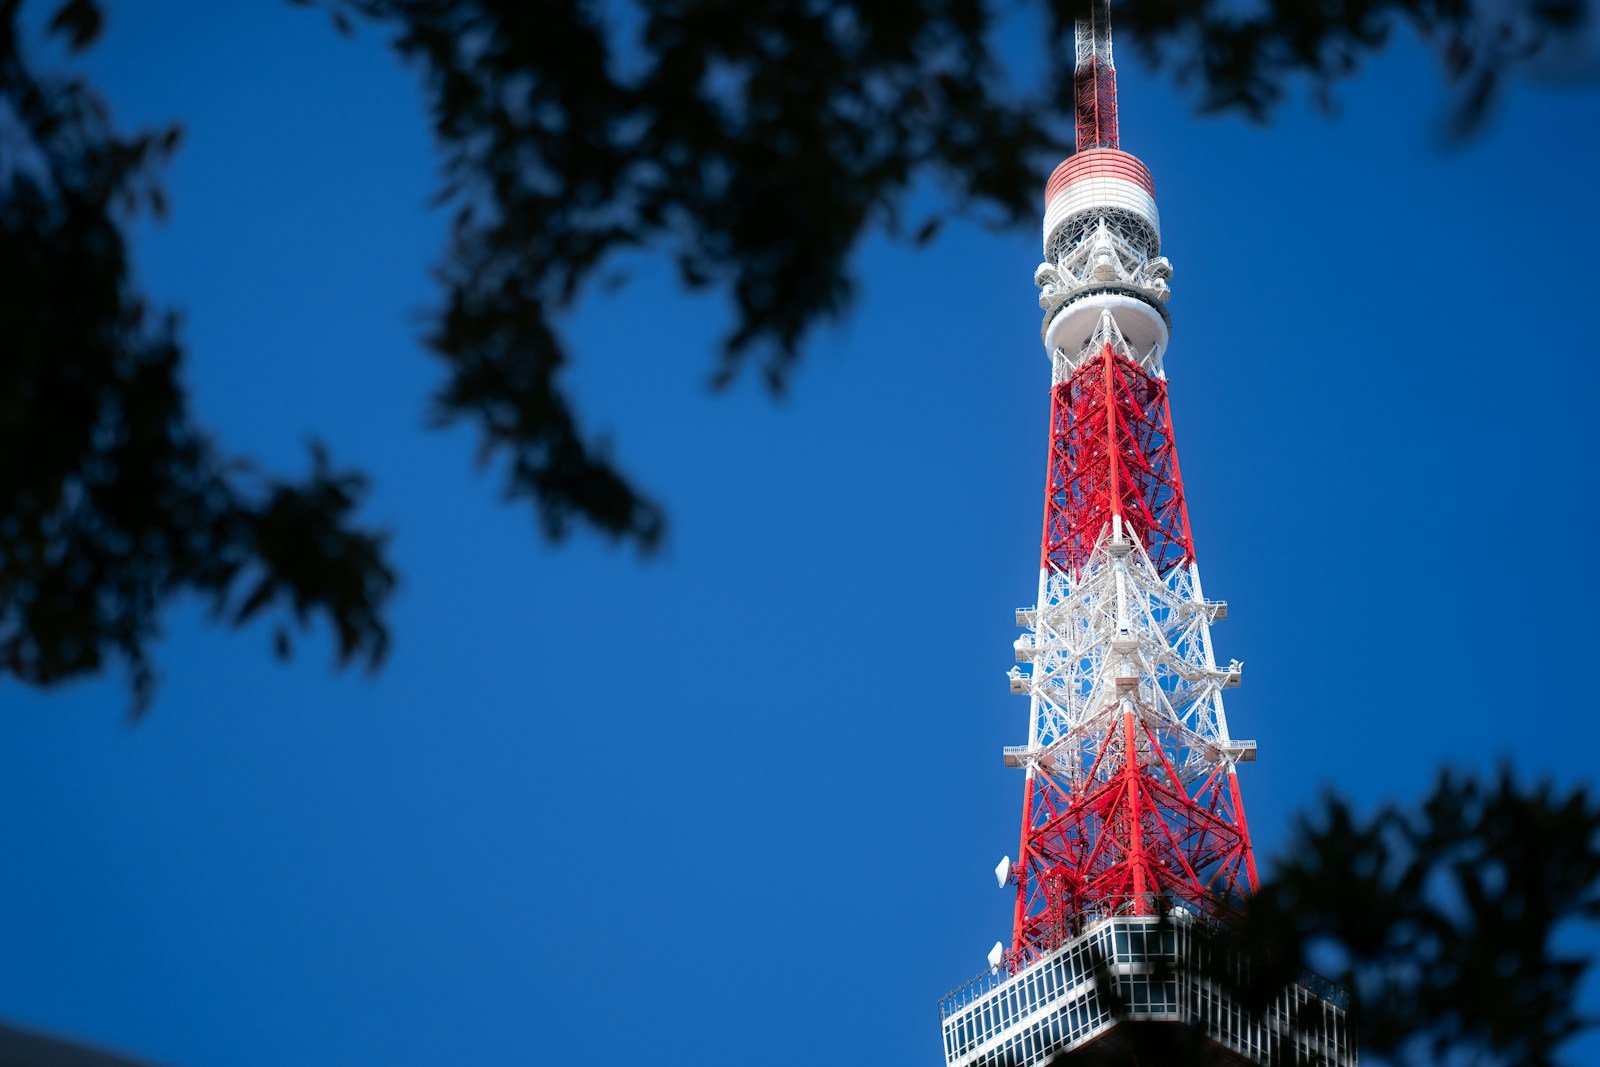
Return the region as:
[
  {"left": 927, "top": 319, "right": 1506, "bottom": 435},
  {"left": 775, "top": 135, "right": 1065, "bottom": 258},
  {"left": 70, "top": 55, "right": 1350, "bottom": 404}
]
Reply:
[{"left": 1040, "top": 149, "right": 1168, "bottom": 362}]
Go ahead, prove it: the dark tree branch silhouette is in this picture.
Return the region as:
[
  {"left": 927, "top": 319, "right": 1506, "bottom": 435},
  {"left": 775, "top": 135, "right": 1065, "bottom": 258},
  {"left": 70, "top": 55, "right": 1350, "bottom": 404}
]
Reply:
[
  {"left": 0, "top": 0, "right": 1590, "bottom": 703},
  {"left": 0, "top": 2, "right": 393, "bottom": 712},
  {"left": 1246, "top": 769, "right": 1600, "bottom": 1065}
]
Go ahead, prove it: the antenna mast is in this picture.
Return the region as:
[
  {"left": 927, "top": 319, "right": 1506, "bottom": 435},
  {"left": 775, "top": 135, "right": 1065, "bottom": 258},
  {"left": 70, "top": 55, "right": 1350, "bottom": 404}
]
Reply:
[{"left": 1074, "top": 0, "right": 1119, "bottom": 151}]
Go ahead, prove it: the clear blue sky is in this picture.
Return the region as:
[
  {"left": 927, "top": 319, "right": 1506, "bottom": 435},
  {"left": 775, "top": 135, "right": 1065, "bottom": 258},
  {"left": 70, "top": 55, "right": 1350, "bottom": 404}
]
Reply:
[{"left": 2, "top": 4, "right": 1597, "bottom": 1065}]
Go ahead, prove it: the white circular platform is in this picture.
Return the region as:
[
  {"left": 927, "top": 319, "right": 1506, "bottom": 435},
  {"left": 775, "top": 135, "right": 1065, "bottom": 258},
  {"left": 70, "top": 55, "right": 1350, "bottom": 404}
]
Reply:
[{"left": 1044, "top": 293, "right": 1169, "bottom": 362}]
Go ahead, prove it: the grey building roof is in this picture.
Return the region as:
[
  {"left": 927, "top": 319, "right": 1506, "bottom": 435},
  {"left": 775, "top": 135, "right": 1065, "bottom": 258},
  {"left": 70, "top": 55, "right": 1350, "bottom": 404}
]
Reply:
[{"left": 0, "top": 1023, "right": 159, "bottom": 1067}]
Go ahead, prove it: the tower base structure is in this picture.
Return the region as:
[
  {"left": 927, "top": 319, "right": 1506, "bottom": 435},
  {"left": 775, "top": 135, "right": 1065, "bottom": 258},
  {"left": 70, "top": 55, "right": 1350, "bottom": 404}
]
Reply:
[{"left": 939, "top": 916, "right": 1355, "bottom": 1067}]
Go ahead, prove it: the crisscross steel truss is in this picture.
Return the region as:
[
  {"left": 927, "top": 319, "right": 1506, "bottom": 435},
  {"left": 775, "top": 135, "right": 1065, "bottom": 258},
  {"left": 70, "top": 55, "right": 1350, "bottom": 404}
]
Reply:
[
  {"left": 1074, "top": 0, "right": 1119, "bottom": 151},
  {"left": 1007, "top": 327, "right": 1257, "bottom": 968},
  {"left": 1043, "top": 343, "right": 1192, "bottom": 578}
]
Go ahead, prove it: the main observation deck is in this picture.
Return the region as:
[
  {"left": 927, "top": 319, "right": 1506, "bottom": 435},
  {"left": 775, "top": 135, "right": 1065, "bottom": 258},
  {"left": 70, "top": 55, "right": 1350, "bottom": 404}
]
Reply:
[{"left": 938, "top": 916, "right": 1356, "bottom": 1067}]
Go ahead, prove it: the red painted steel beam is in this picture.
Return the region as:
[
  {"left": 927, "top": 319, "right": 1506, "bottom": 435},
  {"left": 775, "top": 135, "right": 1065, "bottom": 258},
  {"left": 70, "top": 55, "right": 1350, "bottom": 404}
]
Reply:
[
  {"left": 1075, "top": 55, "right": 1119, "bottom": 152},
  {"left": 1040, "top": 345, "right": 1194, "bottom": 579}
]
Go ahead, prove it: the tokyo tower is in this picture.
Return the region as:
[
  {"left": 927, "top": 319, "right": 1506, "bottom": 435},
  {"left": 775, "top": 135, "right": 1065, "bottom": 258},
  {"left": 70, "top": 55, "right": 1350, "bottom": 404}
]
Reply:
[{"left": 938, "top": 3, "right": 1355, "bottom": 1064}]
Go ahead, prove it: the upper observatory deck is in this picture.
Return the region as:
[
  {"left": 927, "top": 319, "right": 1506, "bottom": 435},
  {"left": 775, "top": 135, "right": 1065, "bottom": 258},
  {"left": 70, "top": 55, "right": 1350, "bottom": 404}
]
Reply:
[
  {"left": 1037, "top": 147, "right": 1171, "bottom": 365},
  {"left": 1042, "top": 148, "right": 1160, "bottom": 261}
]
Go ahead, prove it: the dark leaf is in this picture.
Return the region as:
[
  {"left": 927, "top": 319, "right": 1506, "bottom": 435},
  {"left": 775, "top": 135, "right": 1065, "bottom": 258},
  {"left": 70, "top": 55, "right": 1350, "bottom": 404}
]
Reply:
[{"left": 48, "top": 0, "right": 103, "bottom": 51}]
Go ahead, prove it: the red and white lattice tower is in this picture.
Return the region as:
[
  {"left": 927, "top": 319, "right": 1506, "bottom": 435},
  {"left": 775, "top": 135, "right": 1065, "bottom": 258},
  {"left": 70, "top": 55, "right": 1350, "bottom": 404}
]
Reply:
[
  {"left": 938, "top": 4, "right": 1354, "bottom": 1064},
  {"left": 1007, "top": 0, "right": 1256, "bottom": 967}
]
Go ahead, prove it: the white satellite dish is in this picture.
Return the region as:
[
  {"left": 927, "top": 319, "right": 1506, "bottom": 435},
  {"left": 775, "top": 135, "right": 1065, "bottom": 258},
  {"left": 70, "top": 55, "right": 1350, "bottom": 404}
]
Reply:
[
  {"left": 987, "top": 941, "right": 1006, "bottom": 970},
  {"left": 994, "top": 855, "right": 1012, "bottom": 888}
]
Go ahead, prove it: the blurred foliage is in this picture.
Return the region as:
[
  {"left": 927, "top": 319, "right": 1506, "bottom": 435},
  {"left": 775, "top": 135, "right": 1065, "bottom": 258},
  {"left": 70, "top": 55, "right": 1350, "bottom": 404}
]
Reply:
[
  {"left": 1245, "top": 768, "right": 1600, "bottom": 1065},
  {"left": 0, "top": 0, "right": 393, "bottom": 713},
  {"left": 1011, "top": 770, "right": 1600, "bottom": 1066},
  {"left": 0, "top": 0, "right": 1590, "bottom": 705}
]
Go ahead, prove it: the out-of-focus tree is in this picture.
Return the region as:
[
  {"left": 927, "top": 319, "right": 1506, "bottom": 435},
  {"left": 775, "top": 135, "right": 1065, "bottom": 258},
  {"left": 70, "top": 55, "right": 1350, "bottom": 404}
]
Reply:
[
  {"left": 1247, "top": 769, "right": 1600, "bottom": 1065},
  {"left": 1, "top": 0, "right": 1591, "bottom": 706},
  {"left": 0, "top": 0, "right": 393, "bottom": 711}
]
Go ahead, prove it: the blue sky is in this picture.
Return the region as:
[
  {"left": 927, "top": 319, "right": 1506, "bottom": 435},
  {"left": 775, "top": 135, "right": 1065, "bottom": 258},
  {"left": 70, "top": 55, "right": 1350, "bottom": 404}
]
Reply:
[{"left": 1, "top": 4, "right": 1597, "bottom": 1065}]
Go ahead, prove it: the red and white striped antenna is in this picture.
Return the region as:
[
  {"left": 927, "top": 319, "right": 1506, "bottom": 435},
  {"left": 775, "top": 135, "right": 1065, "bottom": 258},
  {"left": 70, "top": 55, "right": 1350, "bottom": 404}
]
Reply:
[{"left": 1074, "top": 0, "right": 1119, "bottom": 151}]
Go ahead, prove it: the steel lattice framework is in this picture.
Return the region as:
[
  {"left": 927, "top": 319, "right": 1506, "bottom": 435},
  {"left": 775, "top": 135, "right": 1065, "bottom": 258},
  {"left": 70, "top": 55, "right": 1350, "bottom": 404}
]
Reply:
[
  {"left": 1073, "top": 0, "right": 1119, "bottom": 150},
  {"left": 1043, "top": 341, "right": 1192, "bottom": 578},
  {"left": 940, "top": 5, "right": 1354, "bottom": 1063},
  {"left": 1000, "top": 0, "right": 1259, "bottom": 972},
  {"left": 1006, "top": 317, "right": 1258, "bottom": 967}
]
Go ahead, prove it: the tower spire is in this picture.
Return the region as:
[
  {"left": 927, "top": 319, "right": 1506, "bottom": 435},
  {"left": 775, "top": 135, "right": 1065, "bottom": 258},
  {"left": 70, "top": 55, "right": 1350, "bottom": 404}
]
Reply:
[{"left": 1074, "top": 0, "right": 1119, "bottom": 151}]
